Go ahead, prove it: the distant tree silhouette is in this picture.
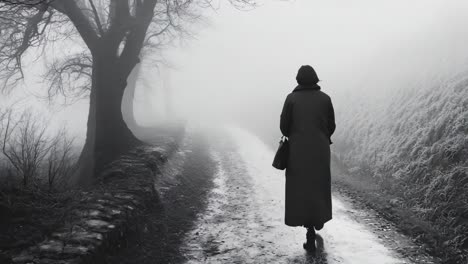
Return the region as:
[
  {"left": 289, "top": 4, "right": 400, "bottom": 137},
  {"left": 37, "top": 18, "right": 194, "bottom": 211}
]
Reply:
[{"left": 0, "top": 0, "right": 255, "bottom": 186}]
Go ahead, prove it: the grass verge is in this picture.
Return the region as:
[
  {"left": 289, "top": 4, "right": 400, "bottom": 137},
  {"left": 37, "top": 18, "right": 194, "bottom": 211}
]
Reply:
[{"left": 331, "top": 159, "right": 467, "bottom": 264}]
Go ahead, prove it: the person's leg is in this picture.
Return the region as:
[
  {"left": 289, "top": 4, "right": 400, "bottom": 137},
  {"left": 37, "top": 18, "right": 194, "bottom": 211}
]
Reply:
[{"left": 303, "top": 227, "right": 316, "bottom": 251}]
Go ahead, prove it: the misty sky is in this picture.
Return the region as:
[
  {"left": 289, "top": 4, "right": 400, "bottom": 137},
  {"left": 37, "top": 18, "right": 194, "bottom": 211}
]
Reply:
[
  {"left": 141, "top": 0, "right": 468, "bottom": 126},
  {"left": 3, "top": 0, "right": 468, "bottom": 144}
]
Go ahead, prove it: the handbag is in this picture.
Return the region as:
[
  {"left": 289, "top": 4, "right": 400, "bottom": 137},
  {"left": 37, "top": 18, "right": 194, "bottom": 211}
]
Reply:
[{"left": 272, "top": 136, "right": 289, "bottom": 170}]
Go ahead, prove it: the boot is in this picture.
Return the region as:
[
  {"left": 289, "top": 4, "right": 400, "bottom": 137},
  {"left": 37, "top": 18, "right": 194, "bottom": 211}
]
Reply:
[{"left": 303, "top": 227, "right": 316, "bottom": 251}]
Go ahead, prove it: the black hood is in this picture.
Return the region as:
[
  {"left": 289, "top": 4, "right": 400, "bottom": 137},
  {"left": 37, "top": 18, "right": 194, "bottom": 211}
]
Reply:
[{"left": 296, "top": 65, "right": 319, "bottom": 85}]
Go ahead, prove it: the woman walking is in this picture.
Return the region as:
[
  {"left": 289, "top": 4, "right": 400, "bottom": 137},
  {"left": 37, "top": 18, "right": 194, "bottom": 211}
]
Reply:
[{"left": 280, "top": 65, "right": 336, "bottom": 251}]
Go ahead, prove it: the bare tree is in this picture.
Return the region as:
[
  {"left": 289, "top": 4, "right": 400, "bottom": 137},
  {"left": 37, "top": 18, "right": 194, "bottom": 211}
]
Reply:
[
  {"left": 1, "top": 110, "right": 52, "bottom": 187},
  {"left": 0, "top": 0, "right": 255, "bottom": 186},
  {"left": 46, "top": 128, "right": 75, "bottom": 190}
]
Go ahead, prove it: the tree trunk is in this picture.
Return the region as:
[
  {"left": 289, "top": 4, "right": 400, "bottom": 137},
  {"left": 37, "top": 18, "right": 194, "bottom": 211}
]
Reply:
[
  {"left": 93, "top": 52, "right": 140, "bottom": 174},
  {"left": 73, "top": 51, "right": 141, "bottom": 187},
  {"left": 50, "top": 0, "right": 159, "bottom": 187},
  {"left": 72, "top": 69, "right": 96, "bottom": 187}
]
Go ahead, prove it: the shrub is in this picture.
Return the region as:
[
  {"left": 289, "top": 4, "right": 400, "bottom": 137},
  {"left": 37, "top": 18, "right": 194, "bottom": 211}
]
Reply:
[{"left": 0, "top": 108, "right": 77, "bottom": 189}]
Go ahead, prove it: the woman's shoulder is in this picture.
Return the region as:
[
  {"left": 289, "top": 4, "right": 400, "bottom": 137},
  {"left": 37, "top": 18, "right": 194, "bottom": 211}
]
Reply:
[{"left": 317, "top": 90, "right": 332, "bottom": 100}]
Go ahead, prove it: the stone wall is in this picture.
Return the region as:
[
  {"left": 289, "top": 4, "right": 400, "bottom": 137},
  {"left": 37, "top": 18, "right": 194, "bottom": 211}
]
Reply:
[{"left": 8, "top": 137, "right": 180, "bottom": 264}]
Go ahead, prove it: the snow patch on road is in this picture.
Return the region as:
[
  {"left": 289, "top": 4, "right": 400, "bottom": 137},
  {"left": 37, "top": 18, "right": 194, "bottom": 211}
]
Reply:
[{"left": 228, "top": 126, "right": 407, "bottom": 264}]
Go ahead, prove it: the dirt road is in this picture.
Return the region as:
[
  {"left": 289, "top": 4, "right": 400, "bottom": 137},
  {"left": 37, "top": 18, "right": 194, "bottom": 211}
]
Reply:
[
  {"left": 179, "top": 126, "right": 437, "bottom": 264},
  {"left": 108, "top": 126, "right": 437, "bottom": 264}
]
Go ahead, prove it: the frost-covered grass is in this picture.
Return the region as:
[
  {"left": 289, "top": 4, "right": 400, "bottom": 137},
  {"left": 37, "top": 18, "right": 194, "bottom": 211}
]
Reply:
[{"left": 334, "top": 74, "right": 468, "bottom": 260}]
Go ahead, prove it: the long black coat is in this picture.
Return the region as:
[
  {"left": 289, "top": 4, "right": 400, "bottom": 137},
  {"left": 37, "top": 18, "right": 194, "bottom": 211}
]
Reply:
[{"left": 280, "top": 84, "right": 335, "bottom": 227}]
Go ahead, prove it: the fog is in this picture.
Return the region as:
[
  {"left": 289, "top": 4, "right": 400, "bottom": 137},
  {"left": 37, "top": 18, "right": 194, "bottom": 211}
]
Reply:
[
  {"left": 4, "top": 0, "right": 468, "bottom": 146},
  {"left": 132, "top": 0, "right": 468, "bottom": 143}
]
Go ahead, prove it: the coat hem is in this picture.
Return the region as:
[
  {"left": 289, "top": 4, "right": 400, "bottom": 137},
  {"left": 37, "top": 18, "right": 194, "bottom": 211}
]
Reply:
[{"left": 285, "top": 217, "right": 332, "bottom": 227}]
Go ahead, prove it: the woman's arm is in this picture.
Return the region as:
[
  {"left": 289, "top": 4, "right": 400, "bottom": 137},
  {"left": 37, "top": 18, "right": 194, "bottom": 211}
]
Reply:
[
  {"left": 328, "top": 97, "right": 336, "bottom": 141},
  {"left": 280, "top": 94, "right": 292, "bottom": 137}
]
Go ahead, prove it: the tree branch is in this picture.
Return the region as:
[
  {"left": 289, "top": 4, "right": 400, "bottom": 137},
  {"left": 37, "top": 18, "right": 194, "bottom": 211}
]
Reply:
[
  {"left": 88, "top": 0, "right": 104, "bottom": 36},
  {"left": 0, "top": 0, "right": 54, "bottom": 6},
  {"left": 44, "top": 51, "right": 92, "bottom": 103},
  {"left": 14, "top": 4, "right": 48, "bottom": 76},
  {"left": 104, "top": 0, "right": 134, "bottom": 53},
  {"left": 49, "top": 0, "right": 99, "bottom": 51},
  {"left": 119, "top": 0, "right": 157, "bottom": 76},
  {"left": 0, "top": 2, "right": 54, "bottom": 90}
]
